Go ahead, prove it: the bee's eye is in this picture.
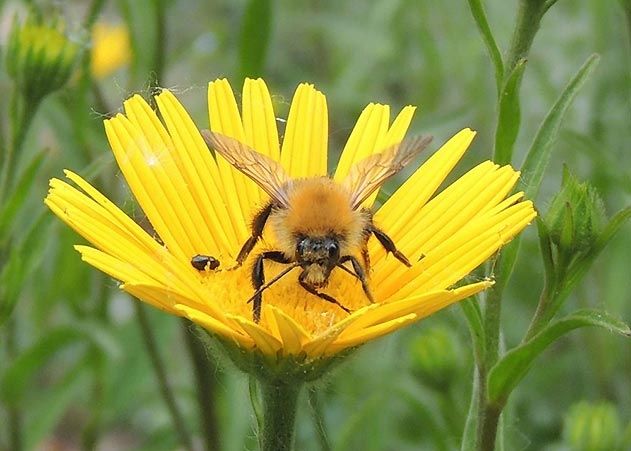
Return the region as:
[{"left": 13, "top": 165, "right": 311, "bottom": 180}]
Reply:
[{"left": 326, "top": 241, "right": 340, "bottom": 258}]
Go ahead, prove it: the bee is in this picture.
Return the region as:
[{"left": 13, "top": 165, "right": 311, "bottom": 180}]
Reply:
[{"left": 202, "top": 130, "right": 432, "bottom": 323}]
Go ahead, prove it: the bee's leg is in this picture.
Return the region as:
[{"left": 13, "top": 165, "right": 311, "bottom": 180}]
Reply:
[
  {"left": 298, "top": 274, "right": 351, "bottom": 314},
  {"left": 361, "top": 246, "right": 371, "bottom": 273},
  {"left": 338, "top": 255, "right": 375, "bottom": 303},
  {"left": 234, "top": 203, "right": 274, "bottom": 267},
  {"left": 250, "top": 251, "right": 293, "bottom": 322},
  {"left": 369, "top": 225, "right": 412, "bottom": 267}
]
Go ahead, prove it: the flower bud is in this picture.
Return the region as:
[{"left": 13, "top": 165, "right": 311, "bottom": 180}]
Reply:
[
  {"left": 563, "top": 401, "right": 622, "bottom": 451},
  {"left": 409, "top": 325, "right": 462, "bottom": 389},
  {"left": 6, "top": 12, "right": 79, "bottom": 104},
  {"left": 545, "top": 167, "right": 606, "bottom": 259}
]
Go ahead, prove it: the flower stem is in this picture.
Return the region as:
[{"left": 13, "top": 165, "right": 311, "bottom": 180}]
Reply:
[
  {"left": 181, "top": 320, "right": 221, "bottom": 451},
  {"left": 259, "top": 379, "right": 303, "bottom": 451},
  {"left": 308, "top": 387, "right": 332, "bottom": 451},
  {"left": 5, "top": 319, "right": 23, "bottom": 451},
  {"left": 504, "top": 0, "right": 548, "bottom": 75},
  {"left": 135, "top": 303, "right": 194, "bottom": 451}
]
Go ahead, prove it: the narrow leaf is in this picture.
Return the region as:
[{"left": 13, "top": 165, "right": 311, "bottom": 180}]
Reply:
[
  {"left": 521, "top": 54, "right": 600, "bottom": 200},
  {"left": 488, "top": 309, "right": 630, "bottom": 404},
  {"left": 466, "top": 0, "right": 504, "bottom": 95},
  {"left": 238, "top": 0, "right": 273, "bottom": 80},
  {"left": 494, "top": 59, "right": 526, "bottom": 165},
  {"left": 0, "top": 149, "right": 45, "bottom": 237}
]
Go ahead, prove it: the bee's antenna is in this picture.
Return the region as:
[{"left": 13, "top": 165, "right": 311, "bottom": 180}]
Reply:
[{"left": 246, "top": 263, "right": 301, "bottom": 304}]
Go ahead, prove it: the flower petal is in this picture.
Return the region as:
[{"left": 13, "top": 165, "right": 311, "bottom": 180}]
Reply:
[
  {"left": 104, "top": 114, "right": 199, "bottom": 260},
  {"left": 207, "top": 79, "right": 254, "bottom": 240},
  {"left": 334, "top": 105, "right": 416, "bottom": 206},
  {"left": 242, "top": 78, "right": 281, "bottom": 160},
  {"left": 231, "top": 315, "right": 283, "bottom": 355},
  {"left": 149, "top": 90, "right": 240, "bottom": 256},
  {"left": 374, "top": 128, "right": 476, "bottom": 244},
  {"left": 280, "top": 83, "right": 328, "bottom": 177},
  {"left": 325, "top": 313, "right": 417, "bottom": 355},
  {"left": 175, "top": 304, "right": 254, "bottom": 348},
  {"left": 333, "top": 103, "right": 391, "bottom": 180},
  {"left": 379, "top": 200, "right": 535, "bottom": 300},
  {"left": 343, "top": 281, "right": 491, "bottom": 335},
  {"left": 265, "top": 305, "right": 311, "bottom": 355}
]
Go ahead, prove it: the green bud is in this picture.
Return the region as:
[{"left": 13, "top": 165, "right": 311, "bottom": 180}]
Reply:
[
  {"left": 408, "top": 325, "right": 462, "bottom": 389},
  {"left": 563, "top": 401, "right": 622, "bottom": 451},
  {"left": 6, "top": 12, "right": 79, "bottom": 105},
  {"left": 545, "top": 167, "right": 606, "bottom": 259}
]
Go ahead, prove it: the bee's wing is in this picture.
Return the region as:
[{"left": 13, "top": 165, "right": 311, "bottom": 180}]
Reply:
[
  {"left": 202, "top": 130, "right": 292, "bottom": 207},
  {"left": 342, "top": 134, "right": 433, "bottom": 209}
]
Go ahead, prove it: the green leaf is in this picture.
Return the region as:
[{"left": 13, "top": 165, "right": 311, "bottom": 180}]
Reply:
[
  {"left": 466, "top": 0, "right": 504, "bottom": 96},
  {"left": 0, "top": 322, "right": 120, "bottom": 403},
  {"left": 494, "top": 59, "right": 526, "bottom": 165},
  {"left": 488, "top": 309, "right": 631, "bottom": 404},
  {"left": 496, "top": 54, "right": 600, "bottom": 285},
  {"left": 0, "top": 213, "right": 50, "bottom": 326},
  {"left": 520, "top": 54, "right": 600, "bottom": 200},
  {"left": 0, "top": 149, "right": 45, "bottom": 238},
  {"left": 238, "top": 0, "right": 273, "bottom": 80}
]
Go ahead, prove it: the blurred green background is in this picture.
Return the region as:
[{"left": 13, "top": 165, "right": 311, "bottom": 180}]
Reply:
[{"left": 0, "top": 0, "right": 630, "bottom": 450}]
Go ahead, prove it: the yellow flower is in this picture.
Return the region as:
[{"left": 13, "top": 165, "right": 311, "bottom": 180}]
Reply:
[
  {"left": 45, "top": 78, "right": 536, "bottom": 361},
  {"left": 90, "top": 22, "right": 131, "bottom": 79}
]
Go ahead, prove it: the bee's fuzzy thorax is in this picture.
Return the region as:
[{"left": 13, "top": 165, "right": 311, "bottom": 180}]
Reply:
[{"left": 269, "top": 177, "right": 368, "bottom": 256}]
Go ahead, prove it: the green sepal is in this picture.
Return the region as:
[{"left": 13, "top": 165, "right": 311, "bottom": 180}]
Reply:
[{"left": 201, "top": 329, "right": 354, "bottom": 384}]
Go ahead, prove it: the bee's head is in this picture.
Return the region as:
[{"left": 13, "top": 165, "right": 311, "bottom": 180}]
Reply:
[{"left": 296, "top": 235, "right": 340, "bottom": 267}]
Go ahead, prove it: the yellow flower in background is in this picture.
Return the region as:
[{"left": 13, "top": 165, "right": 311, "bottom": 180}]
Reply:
[
  {"left": 45, "top": 78, "right": 535, "bottom": 362},
  {"left": 90, "top": 22, "right": 131, "bottom": 79}
]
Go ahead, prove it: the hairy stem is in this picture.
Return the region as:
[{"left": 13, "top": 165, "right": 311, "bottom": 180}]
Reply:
[
  {"left": 504, "top": 0, "right": 548, "bottom": 75},
  {"left": 259, "top": 379, "right": 302, "bottom": 451},
  {"left": 135, "top": 303, "right": 193, "bottom": 451},
  {"left": 182, "top": 320, "right": 221, "bottom": 451}
]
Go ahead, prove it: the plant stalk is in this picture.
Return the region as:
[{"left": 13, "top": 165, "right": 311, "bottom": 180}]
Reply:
[
  {"left": 135, "top": 303, "right": 194, "bottom": 451},
  {"left": 503, "top": 0, "right": 548, "bottom": 76},
  {"left": 259, "top": 379, "right": 302, "bottom": 451},
  {"left": 182, "top": 320, "right": 221, "bottom": 451}
]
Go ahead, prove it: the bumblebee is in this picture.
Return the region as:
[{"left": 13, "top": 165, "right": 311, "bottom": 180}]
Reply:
[{"left": 202, "top": 130, "right": 432, "bottom": 322}]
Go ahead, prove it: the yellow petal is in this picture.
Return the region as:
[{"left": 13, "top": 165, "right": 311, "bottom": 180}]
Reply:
[
  {"left": 380, "top": 201, "right": 535, "bottom": 299},
  {"left": 104, "top": 115, "right": 197, "bottom": 260},
  {"left": 174, "top": 304, "right": 254, "bottom": 349},
  {"left": 325, "top": 313, "right": 417, "bottom": 355},
  {"left": 374, "top": 128, "right": 476, "bottom": 242},
  {"left": 152, "top": 90, "right": 239, "bottom": 256},
  {"left": 334, "top": 105, "right": 416, "bottom": 207},
  {"left": 207, "top": 79, "right": 254, "bottom": 242},
  {"left": 302, "top": 304, "right": 380, "bottom": 356},
  {"left": 242, "top": 78, "right": 281, "bottom": 160},
  {"left": 266, "top": 305, "right": 311, "bottom": 355},
  {"left": 345, "top": 281, "right": 491, "bottom": 334},
  {"left": 231, "top": 315, "right": 283, "bottom": 355},
  {"left": 333, "top": 103, "right": 391, "bottom": 181},
  {"left": 281, "top": 83, "right": 328, "bottom": 177}
]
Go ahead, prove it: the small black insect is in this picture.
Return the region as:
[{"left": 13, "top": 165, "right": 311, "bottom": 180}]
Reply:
[{"left": 191, "top": 254, "right": 221, "bottom": 271}]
